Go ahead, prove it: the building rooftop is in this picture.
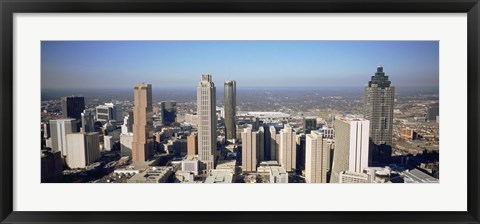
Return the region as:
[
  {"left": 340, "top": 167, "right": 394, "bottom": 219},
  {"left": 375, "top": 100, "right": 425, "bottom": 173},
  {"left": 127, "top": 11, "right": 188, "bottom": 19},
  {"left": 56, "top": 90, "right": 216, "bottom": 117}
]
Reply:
[
  {"left": 403, "top": 168, "right": 439, "bottom": 183},
  {"left": 204, "top": 170, "right": 233, "bottom": 183}
]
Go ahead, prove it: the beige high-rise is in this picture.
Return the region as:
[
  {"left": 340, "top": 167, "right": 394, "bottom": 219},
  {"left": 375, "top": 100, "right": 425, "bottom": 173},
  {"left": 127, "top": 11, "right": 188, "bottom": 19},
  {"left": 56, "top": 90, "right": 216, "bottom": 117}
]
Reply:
[
  {"left": 279, "top": 124, "right": 296, "bottom": 172},
  {"left": 197, "top": 75, "right": 217, "bottom": 171},
  {"left": 132, "top": 83, "right": 153, "bottom": 162},
  {"left": 305, "top": 131, "right": 331, "bottom": 183},
  {"left": 331, "top": 118, "right": 370, "bottom": 183},
  {"left": 241, "top": 127, "right": 264, "bottom": 172}
]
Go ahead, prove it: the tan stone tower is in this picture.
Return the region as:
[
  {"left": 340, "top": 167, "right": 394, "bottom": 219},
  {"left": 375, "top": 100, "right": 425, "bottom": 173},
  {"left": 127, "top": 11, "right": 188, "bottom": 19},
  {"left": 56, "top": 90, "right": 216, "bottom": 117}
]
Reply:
[{"left": 132, "top": 83, "right": 153, "bottom": 162}]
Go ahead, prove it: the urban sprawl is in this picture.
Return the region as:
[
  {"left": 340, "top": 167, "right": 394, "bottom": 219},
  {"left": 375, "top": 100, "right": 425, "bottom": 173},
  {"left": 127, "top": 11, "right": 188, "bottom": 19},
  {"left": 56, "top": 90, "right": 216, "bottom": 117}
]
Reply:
[{"left": 41, "top": 66, "right": 439, "bottom": 184}]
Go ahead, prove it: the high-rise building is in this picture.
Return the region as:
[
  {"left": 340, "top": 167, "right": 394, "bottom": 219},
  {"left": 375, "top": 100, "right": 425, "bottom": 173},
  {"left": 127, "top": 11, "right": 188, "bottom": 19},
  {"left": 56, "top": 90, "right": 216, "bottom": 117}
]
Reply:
[
  {"left": 50, "top": 118, "right": 78, "bottom": 157},
  {"left": 95, "top": 103, "right": 123, "bottom": 124},
  {"left": 121, "top": 112, "right": 134, "bottom": 135},
  {"left": 61, "top": 96, "right": 85, "bottom": 120},
  {"left": 331, "top": 118, "right": 370, "bottom": 183},
  {"left": 305, "top": 131, "right": 331, "bottom": 183},
  {"left": 364, "top": 65, "right": 395, "bottom": 165},
  {"left": 120, "top": 133, "right": 133, "bottom": 157},
  {"left": 268, "top": 126, "right": 280, "bottom": 161},
  {"left": 279, "top": 124, "right": 297, "bottom": 172},
  {"left": 81, "top": 109, "right": 95, "bottom": 133},
  {"left": 187, "top": 132, "right": 198, "bottom": 156},
  {"left": 66, "top": 132, "right": 100, "bottom": 169},
  {"left": 304, "top": 117, "right": 317, "bottom": 134},
  {"left": 41, "top": 150, "right": 63, "bottom": 183},
  {"left": 224, "top": 80, "right": 236, "bottom": 140},
  {"left": 197, "top": 74, "right": 217, "bottom": 171},
  {"left": 241, "top": 127, "right": 264, "bottom": 172},
  {"left": 160, "top": 101, "right": 177, "bottom": 126},
  {"left": 132, "top": 83, "right": 154, "bottom": 162}
]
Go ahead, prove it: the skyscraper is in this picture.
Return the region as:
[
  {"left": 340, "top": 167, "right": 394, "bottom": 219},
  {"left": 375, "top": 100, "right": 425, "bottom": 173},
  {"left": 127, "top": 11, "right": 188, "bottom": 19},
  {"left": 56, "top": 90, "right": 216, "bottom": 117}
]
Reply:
[
  {"left": 364, "top": 65, "right": 395, "bottom": 165},
  {"left": 66, "top": 132, "right": 100, "bottom": 169},
  {"left": 132, "top": 83, "right": 154, "bottom": 162},
  {"left": 61, "top": 96, "right": 85, "bottom": 120},
  {"left": 241, "top": 127, "right": 264, "bottom": 172},
  {"left": 331, "top": 118, "right": 370, "bottom": 183},
  {"left": 81, "top": 109, "right": 95, "bottom": 133},
  {"left": 279, "top": 124, "right": 297, "bottom": 172},
  {"left": 50, "top": 118, "right": 78, "bottom": 157},
  {"left": 268, "top": 125, "right": 280, "bottom": 161},
  {"left": 305, "top": 131, "right": 331, "bottom": 183},
  {"left": 160, "top": 101, "right": 177, "bottom": 126},
  {"left": 197, "top": 74, "right": 217, "bottom": 171},
  {"left": 95, "top": 103, "right": 123, "bottom": 124},
  {"left": 304, "top": 117, "right": 317, "bottom": 134},
  {"left": 224, "top": 80, "right": 236, "bottom": 140}
]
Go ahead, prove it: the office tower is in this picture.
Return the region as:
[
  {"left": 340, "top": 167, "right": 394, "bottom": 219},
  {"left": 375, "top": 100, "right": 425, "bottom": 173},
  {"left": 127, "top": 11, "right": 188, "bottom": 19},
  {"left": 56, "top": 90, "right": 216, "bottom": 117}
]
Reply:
[
  {"left": 50, "top": 118, "right": 78, "bottom": 157},
  {"left": 331, "top": 118, "right": 370, "bottom": 183},
  {"left": 257, "top": 126, "right": 265, "bottom": 162},
  {"left": 121, "top": 112, "right": 134, "bottom": 135},
  {"left": 132, "top": 83, "right": 154, "bottom": 162},
  {"left": 197, "top": 74, "right": 217, "bottom": 171},
  {"left": 322, "top": 127, "right": 334, "bottom": 139},
  {"left": 81, "top": 109, "right": 95, "bottom": 133},
  {"left": 279, "top": 124, "right": 297, "bottom": 172},
  {"left": 187, "top": 132, "right": 198, "bottom": 156},
  {"left": 41, "top": 150, "right": 63, "bottom": 183},
  {"left": 120, "top": 133, "right": 133, "bottom": 157},
  {"left": 364, "top": 65, "right": 395, "bottom": 165},
  {"left": 268, "top": 126, "right": 280, "bottom": 161},
  {"left": 96, "top": 103, "right": 123, "bottom": 124},
  {"left": 66, "top": 132, "right": 100, "bottom": 169},
  {"left": 61, "top": 96, "right": 85, "bottom": 120},
  {"left": 224, "top": 80, "right": 236, "bottom": 140},
  {"left": 160, "top": 101, "right": 177, "bottom": 126},
  {"left": 305, "top": 131, "right": 331, "bottom": 183},
  {"left": 304, "top": 117, "right": 317, "bottom": 134},
  {"left": 241, "top": 127, "right": 264, "bottom": 172}
]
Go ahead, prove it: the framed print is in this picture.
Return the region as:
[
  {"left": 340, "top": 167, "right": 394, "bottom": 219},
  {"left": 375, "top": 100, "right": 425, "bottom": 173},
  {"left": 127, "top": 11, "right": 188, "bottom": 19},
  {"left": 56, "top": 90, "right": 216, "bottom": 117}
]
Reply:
[{"left": 1, "top": 0, "right": 479, "bottom": 223}]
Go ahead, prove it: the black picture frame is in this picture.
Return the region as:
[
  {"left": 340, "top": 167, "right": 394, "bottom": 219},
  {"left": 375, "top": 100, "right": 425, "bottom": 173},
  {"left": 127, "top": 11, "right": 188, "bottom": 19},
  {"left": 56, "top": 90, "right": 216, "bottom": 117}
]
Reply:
[{"left": 1, "top": 0, "right": 479, "bottom": 223}]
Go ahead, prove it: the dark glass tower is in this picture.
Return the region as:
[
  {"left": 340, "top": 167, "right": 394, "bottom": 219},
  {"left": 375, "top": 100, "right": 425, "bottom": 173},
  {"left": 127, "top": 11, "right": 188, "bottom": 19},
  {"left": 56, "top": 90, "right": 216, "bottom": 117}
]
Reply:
[
  {"left": 364, "top": 65, "right": 395, "bottom": 165},
  {"left": 224, "top": 80, "right": 236, "bottom": 140},
  {"left": 303, "top": 117, "right": 317, "bottom": 134},
  {"left": 160, "top": 101, "right": 177, "bottom": 126},
  {"left": 61, "top": 96, "right": 85, "bottom": 120}
]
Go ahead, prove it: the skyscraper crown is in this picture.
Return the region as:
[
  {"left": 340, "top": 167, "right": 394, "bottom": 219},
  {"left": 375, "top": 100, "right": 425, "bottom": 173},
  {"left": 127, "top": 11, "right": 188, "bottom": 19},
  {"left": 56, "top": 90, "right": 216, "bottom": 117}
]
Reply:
[{"left": 368, "top": 65, "right": 391, "bottom": 88}]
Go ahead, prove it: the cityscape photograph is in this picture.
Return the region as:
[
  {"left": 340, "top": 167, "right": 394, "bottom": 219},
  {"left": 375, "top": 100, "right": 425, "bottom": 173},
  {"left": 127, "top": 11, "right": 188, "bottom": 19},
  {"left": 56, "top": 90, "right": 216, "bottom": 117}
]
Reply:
[{"left": 40, "top": 41, "right": 439, "bottom": 184}]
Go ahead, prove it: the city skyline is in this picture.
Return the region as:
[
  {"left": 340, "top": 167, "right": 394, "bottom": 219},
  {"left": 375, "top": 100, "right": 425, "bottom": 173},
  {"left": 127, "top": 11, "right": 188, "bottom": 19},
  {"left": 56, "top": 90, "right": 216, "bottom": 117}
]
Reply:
[{"left": 41, "top": 41, "right": 439, "bottom": 89}]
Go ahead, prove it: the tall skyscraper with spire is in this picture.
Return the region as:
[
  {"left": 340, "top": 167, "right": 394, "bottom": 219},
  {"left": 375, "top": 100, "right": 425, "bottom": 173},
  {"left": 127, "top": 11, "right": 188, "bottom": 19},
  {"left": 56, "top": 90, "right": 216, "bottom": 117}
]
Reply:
[
  {"left": 132, "top": 83, "right": 153, "bottom": 162},
  {"left": 364, "top": 65, "right": 395, "bottom": 165},
  {"left": 197, "top": 74, "right": 217, "bottom": 171},
  {"left": 224, "top": 80, "right": 237, "bottom": 140}
]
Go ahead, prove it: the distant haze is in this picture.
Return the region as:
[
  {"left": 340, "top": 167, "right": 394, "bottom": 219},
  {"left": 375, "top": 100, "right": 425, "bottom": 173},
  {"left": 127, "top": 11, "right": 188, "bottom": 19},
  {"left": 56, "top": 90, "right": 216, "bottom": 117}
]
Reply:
[{"left": 41, "top": 41, "right": 439, "bottom": 90}]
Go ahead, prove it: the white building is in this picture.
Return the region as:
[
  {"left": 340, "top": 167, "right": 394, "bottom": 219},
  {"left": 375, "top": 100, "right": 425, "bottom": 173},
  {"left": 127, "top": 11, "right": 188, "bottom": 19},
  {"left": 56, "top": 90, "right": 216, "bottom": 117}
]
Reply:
[
  {"left": 104, "top": 135, "right": 113, "bottom": 151},
  {"left": 95, "top": 103, "right": 123, "bottom": 123},
  {"left": 50, "top": 118, "right": 78, "bottom": 157},
  {"left": 120, "top": 133, "right": 133, "bottom": 157},
  {"left": 331, "top": 117, "right": 370, "bottom": 183},
  {"left": 66, "top": 132, "right": 100, "bottom": 169}
]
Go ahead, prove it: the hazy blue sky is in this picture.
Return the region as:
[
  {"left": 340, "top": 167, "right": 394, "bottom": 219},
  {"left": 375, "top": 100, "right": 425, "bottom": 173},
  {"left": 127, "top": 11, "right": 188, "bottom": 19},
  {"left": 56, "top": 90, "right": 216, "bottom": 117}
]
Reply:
[{"left": 41, "top": 41, "right": 439, "bottom": 89}]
